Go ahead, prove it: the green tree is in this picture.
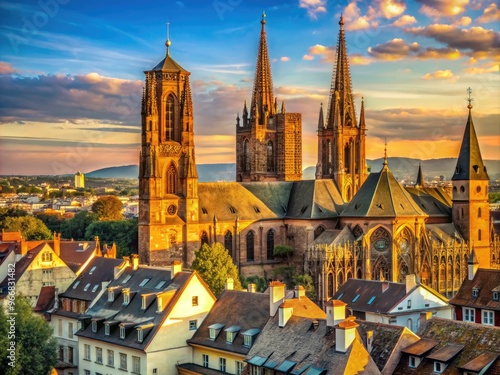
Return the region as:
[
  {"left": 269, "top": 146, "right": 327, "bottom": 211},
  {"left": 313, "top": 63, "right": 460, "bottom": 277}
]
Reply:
[
  {"left": 60, "top": 211, "right": 97, "bottom": 240},
  {"left": 274, "top": 245, "right": 294, "bottom": 266},
  {"left": 85, "top": 218, "right": 138, "bottom": 257},
  {"left": 2, "top": 216, "right": 52, "bottom": 240},
  {"left": 241, "top": 275, "right": 267, "bottom": 292},
  {"left": 0, "top": 208, "right": 29, "bottom": 228},
  {"left": 191, "top": 242, "right": 243, "bottom": 297},
  {"left": 489, "top": 192, "right": 500, "bottom": 203},
  {"left": 91, "top": 195, "right": 123, "bottom": 221},
  {"left": 0, "top": 295, "right": 57, "bottom": 374},
  {"left": 35, "top": 212, "right": 64, "bottom": 234}
]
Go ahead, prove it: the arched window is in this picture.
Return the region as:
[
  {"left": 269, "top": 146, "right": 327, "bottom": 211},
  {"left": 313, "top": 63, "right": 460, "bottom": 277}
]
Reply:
[
  {"left": 337, "top": 271, "right": 344, "bottom": 288},
  {"left": 421, "top": 261, "right": 430, "bottom": 285},
  {"left": 166, "top": 163, "right": 177, "bottom": 194},
  {"left": 327, "top": 273, "right": 334, "bottom": 298},
  {"left": 246, "top": 231, "right": 254, "bottom": 261},
  {"left": 478, "top": 207, "right": 482, "bottom": 218},
  {"left": 267, "top": 141, "right": 275, "bottom": 172},
  {"left": 373, "top": 256, "right": 389, "bottom": 281},
  {"left": 478, "top": 229, "right": 482, "bottom": 241},
  {"left": 243, "top": 139, "right": 250, "bottom": 173},
  {"left": 406, "top": 318, "right": 413, "bottom": 331},
  {"left": 447, "top": 263, "right": 452, "bottom": 289},
  {"left": 314, "top": 225, "right": 325, "bottom": 240},
  {"left": 224, "top": 230, "right": 233, "bottom": 255},
  {"left": 266, "top": 229, "right": 274, "bottom": 260},
  {"left": 344, "top": 142, "right": 351, "bottom": 173},
  {"left": 356, "top": 268, "right": 362, "bottom": 279},
  {"left": 200, "top": 231, "right": 209, "bottom": 245},
  {"left": 165, "top": 94, "right": 175, "bottom": 141}
]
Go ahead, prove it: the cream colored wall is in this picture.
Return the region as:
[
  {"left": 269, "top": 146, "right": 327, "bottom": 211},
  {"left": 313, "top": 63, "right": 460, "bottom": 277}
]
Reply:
[
  {"left": 50, "top": 314, "right": 79, "bottom": 367},
  {"left": 192, "top": 346, "right": 245, "bottom": 374}
]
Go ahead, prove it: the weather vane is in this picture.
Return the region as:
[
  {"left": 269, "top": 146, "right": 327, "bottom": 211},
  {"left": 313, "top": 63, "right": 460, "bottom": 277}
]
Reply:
[{"left": 466, "top": 87, "right": 473, "bottom": 109}]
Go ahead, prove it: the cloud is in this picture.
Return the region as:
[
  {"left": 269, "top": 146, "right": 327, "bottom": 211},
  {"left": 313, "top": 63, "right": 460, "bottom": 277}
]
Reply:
[
  {"left": 422, "top": 69, "right": 459, "bottom": 81},
  {"left": 306, "top": 44, "right": 335, "bottom": 62},
  {"left": 343, "top": 1, "right": 377, "bottom": 30},
  {"left": 392, "top": 15, "right": 417, "bottom": 27},
  {"left": 280, "top": 56, "right": 290, "bottom": 62},
  {"left": 368, "top": 38, "right": 420, "bottom": 60},
  {"left": 416, "top": 47, "right": 461, "bottom": 59},
  {"left": 405, "top": 24, "right": 500, "bottom": 58},
  {"left": 0, "top": 71, "right": 142, "bottom": 124},
  {"left": 477, "top": 3, "right": 500, "bottom": 24},
  {"left": 0, "top": 62, "right": 16, "bottom": 75},
  {"left": 299, "top": 0, "right": 327, "bottom": 20},
  {"left": 463, "top": 62, "right": 499, "bottom": 74},
  {"left": 379, "top": 0, "right": 406, "bottom": 19},
  {"left": 416, "top": 0, "right": 469, "bottom": 18},
  {"left": 350, "top": 53, "right": 374, "bottom": 65},
  {"left": 303, "top": 54, "right": 314, "bottom": 61},
  {"left": 454, "top": 16, "right": 471, "bottom": 26}
]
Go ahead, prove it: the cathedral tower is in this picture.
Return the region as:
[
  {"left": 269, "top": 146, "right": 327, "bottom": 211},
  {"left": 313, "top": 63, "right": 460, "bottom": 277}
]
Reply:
[
  {"left": 316, "top": 16, "right": 367, "bottom": 202},
  {"left": 452, "top": 90, "right": 490, "bottom": 267},
  {"left": 236, "top": 13, "right": 302, "bottom": 182},
  {"left": 138, "top": 37, "right": 199, "bottom": 266}
]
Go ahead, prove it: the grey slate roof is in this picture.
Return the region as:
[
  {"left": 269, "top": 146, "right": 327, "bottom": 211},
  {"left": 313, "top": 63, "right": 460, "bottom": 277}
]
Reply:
[
  {"left": 341, "top": 164, "right": 426, "bottom": 218},
  {"left": 187, "top": 289, "right": 269, "bottom": 355},
  {"left": 151, "top": 53, "right": 188, "bottom": 72},
  {"left": 452, "top": 108, "right": 489, "bottom": 181},
  {"left": 405, "top": 187, "right": 452, "bottom": 217},
  {"left": 310, "top": 226, "right": 355, "bottom": 247}
]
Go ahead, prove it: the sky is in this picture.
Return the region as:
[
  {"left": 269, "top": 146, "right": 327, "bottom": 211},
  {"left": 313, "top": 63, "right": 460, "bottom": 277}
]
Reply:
[{"left": 0, "top": 0, "right": 499, "bottom": 175}]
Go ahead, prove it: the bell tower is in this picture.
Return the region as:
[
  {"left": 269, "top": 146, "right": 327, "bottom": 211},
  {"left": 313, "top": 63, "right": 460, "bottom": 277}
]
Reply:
[
  {"left": 452, "top": 88, "right": 490, "bottom": 267},
  {"left": 316, "top": 16, "right": 367, "bottom": 202},
  {"left": 138, "top": 34, "right": 199, "bottom": 266}
]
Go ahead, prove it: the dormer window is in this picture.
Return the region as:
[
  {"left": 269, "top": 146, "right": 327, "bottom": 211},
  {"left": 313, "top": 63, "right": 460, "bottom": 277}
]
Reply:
[
  {"left": 208, "top": 323, "right": 224, "bottom": 340},
  {"left": 225, "top": 326, "right": 240, "bottom": 344},
  {"left": 108, "top": 289, "right": 115, "bottom": 302},
  {"left": 120, "top": 326, "right": 125, "bottom": 339},
  {"left": 472, "top": 288, "right": 479, "bottom": 298},
  {"left": 494, "top": 291, "right": 499, "bottom": 301},
  {"left": 242, "top": 328, "right": 260, "bottom": 348},
  {"left": 123, "top": 288, "right": 130, "bottom": 305},
  {"left": 137, "top": 329, "right": 143, "bottom": 343},
  {"left": 409, "top": 356, "right": 421, "bottom": 368},
  {"left": 157, "top": 296, "right": 163, "bottom": 313},
  {"left": 105, "top": 324, "right": 110, "bottom": 336},
  {"left": 92, "top": 321, "right": 97, "bottom": 333},
  {"left": 434, "top": 361, "right": 446, "bottom": 373},
  {"left": 141, "top": 295, "right": 147, "bottom": 310}
]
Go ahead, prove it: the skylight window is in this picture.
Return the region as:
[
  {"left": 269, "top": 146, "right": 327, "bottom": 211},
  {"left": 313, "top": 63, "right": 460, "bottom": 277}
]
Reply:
[
  {"left": 83, "top": 283, "right": 91, "bottom": 291},
  {"left": 89, "top": 266, "right": 97, "bottom": 275},
  {"left": 122, "top": 275, "right": 132, "bottom": 284},
  {"left": 352, "top": 294, "right": 360, "bottom": 303},
  {"left": 92, "top": 285, "right": 99, "bottom": 293},
  {"left": 367, "top": 296, "right": 376, "bottom": 305},
  {"left": 139, "top": 278, "right": 151, "bottom": 287},
  {"left": 73, "top": 280, "right": 80, "bottom": 289},
  {"left": 155, "top": 281, "right": 166, "bottom": 289}
]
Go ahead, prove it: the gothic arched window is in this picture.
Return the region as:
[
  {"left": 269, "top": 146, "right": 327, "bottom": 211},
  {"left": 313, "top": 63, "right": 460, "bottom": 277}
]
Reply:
[
  {"left": 165, "top": 94, "right": 175, "bottom": 141},
  {"left": 478, "top": 207, "right": 482, "bottom": 218},
  {"left": 373, "top": 256, "right": 389, "bottom": 281},
  {"left": 243, "top": 139, "right": 250, "bottom": 173},
  {"left": 314, "top": 225, "right": 325, "bottom": 240},
  {"left": 224, "top": 230, "right": 233, "bottom": 255},
  {"left": 200, "top": 231, "right": 209, "bottom": 245},
  {"left": 267, "top": 229, "right": 275, "bottom": 260},
  {"left": 337, "top": 271, "right": 344, "bottom": 288},
  {"left": 267, "top": 141, "right": 275, "bottom": 172},
  {"left": 327, "top": 272, "right": 334, "bottom": 298},
  {"left": 246, "top": 231, "right": 254, "bottom": 262},
  {"left": 166, "top": 163, "right": 177, "bottom": 194},
  {"left": 478, "top": 229, "right": 482, "bottom": 241}
]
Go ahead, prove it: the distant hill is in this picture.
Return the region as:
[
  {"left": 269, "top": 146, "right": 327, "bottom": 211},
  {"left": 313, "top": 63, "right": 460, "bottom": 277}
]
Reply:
[{"left": 87, "top": 158, "right": 500, "bottom": 182}]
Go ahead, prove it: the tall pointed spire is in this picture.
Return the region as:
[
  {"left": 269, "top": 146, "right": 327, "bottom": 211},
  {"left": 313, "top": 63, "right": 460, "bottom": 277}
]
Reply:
[
  {"left": 318, "top": 103, "right": 324, "bottom": 129},
  {"left": 250, "top": 11, "right": 274, "bottom": 119},
  {"left": 359, "top": 97, "right": 366, "bottom": 129},
  {"left": 415, "top": 162, "right": 425, "bottom": 188},
  {"left": 326, "top": 15, "right": 357, "bottom": 129},
  {"left": 383, "top": 138, "right": 388, "bottom": 169},
  {"left": 452, "top": 88, "right": 489, "bottom": 181}
]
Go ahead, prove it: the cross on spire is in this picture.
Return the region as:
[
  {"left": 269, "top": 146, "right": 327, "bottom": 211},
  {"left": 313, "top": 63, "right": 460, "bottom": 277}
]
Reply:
[
  {"left": 466, "top": 87, "right": 473, "bottom": 110},
  {"left": 166, "top": 21, "right": 171, "bottom": 55}
]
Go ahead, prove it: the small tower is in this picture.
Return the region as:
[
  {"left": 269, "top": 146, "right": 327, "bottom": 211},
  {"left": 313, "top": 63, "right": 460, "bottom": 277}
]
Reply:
[
  {"left": 415, "top": 163, "right": 425, "bottom": 188},
  {"left": 236, "top": 13, "right": 302, "bottom": 182},
  {"left": 316, "top": 16, "right": 368, "bottom": 202},
  {"left": 138, "top": 29, "right": 199, "bottom": 266},
  {"left": 452, "top": 88, "right": 490, "bottom": 267}
]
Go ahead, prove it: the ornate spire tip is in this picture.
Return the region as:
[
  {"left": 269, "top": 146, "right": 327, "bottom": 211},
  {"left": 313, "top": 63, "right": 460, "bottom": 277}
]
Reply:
[
  {"left": 466, "top": 87, "right": 473, "bottom": 110},
  {"left": 166, "top": 21, "right": 171, "bottom": 55},
  {"left": 383, "top": 138, "right": 388, "bottom": 167},
  {"left": 261, "top": 10, "right": 266, "bottom": 25},
  {"left": 339, "top": 14, "right": 344, "bottom": 26}
]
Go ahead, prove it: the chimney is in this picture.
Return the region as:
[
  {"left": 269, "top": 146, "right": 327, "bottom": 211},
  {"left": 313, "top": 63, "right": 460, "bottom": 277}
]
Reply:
[
  {"left": 53, "top": 232, "right": 61, "bottom": 257},
  {"left": 269, "top": 281, "right": 286, "bottom": 317},
  {"left": 419, "top": 311, "right": 432, "bottom": 329},
  {"left": 171, "top": 261, "right": 182, "bottom": 278},
  {"left": 335, "top": 316, "right": 359, "bottom": 353},
  {"left": 294, "top": 285, "right": 306, "bottom": 299},
  {"left": 468, "top": 249, "right": 479, "bottom": 280},
  {"left": 114, "top": 257, "right": 130, "bottom": 279},
  {"left": 382, "top": 281, "right": 390, "bottom": 293},
  {"left": 326, "top": 299, "right": 347, "bottom": 327},
  {"left": 247, "top": 283, "right": 256, "bottom": 293},
  {"left": 131, "top": 254, "right": 139, "bottom": 270},
  {"left": 366, "top": 330, "right": 374, "bottom": 353},
  {"left": 20, "top": 236, "right": 28, "bottom": 257},
  {"left": 406, "top": 274, "right": 417, "bottom": 294},
  {"left": 226, "top": 278, "right": 234, "bottom": 290},
  {"left": 278, "top": 301, "right": 293, "bottom": 327}
]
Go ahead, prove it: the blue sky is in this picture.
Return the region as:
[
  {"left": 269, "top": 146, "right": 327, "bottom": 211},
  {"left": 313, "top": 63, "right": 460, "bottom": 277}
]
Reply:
[{"left": 0, "top": 0, "right": 499, "bottom": 175}]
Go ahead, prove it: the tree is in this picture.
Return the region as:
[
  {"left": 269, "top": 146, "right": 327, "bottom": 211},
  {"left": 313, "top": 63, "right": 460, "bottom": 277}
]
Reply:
[
  {"left": 241, "top": 275, "right": 267, "bottom": 292},
  {"left": 274, "top": 245, "right": 294, "bottom": 266},
  {"left": 191, "top": 242, "right": 243, "bottom": 297},
  {"left": 35, "top": 212, "right": 64, "bottom": 234},
  {"left": 0, "top": 208, "right": 29, "bottom": 228},
  {"left": 91, "top": 195, "right": 123, "bottom": 221},
  {"left": 85, "top": 218, "right": 138, "bottom": 257},
  {"left": 0, "top": 295, "right": 57, "bottom": 374},
  {"left": 60, "top": 211, "right": 97, "bottom": 240},
  {"left": 1, "top": 216, "right": 52, "bottom": 240}
]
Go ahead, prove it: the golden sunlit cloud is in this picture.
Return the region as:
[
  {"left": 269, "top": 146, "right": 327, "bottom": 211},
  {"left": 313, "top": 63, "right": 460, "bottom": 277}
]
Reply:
[
  {"left": 463, "top": 62, "right": 499, "bottom": 74},
  {"left": 422, "top": 69, "right": 458, "bottom": 81},
  {"left": 417, "top": 47, "right": 461, "bottom": 59},
  {"left": 418, "top": 0, "right": 469, "bottom": 18},
  {"left": 477, "top": 3, "right": 500, "bottom": 24},
  {"left": 350, "top": 53, "right": 374, "bottom": 65},
  {"left": 379, "top": 0, "right": 406, "bottom": 19},
  {"left": 306, "top": 44, "right": 335, "bottom": 62},
  {"left": 392, "top": 15, "right": 417, "bottom": 27},
  {"left": 344, "top": 1, "right": 376, "bottom": 30},
  {"left": 368, "top": 38, "right": 420, "bottom": 60},
  {"left": 454, "top": 16, "right": 471, "bottom": 26},
  {"left": 280, "top": 56, "right": 290, "bottom": 62},
  {"left": 303, "top": 54, "right": 314, "bottom": 60},
  {"left": 299, "top": 0, "right": 327, "bottom": 20}
]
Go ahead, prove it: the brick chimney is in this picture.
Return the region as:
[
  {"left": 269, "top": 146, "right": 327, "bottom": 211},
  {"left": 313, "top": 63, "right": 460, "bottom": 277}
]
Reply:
[
  {"left": 294, "top": 285, "right": 306, "bottom": 299},
  {"left": 269, "top": 281, "right": 286, "bottom": 317},
  {"left": 419, "top": 311, "right": 432, "bottom": 329},
  {"left": 326, "top": 299, "right": 347, "bottom": 327},
  {"left": 131, "top": 254, "right": 139, "bottom": 270},
  {"left": 247, "top": 283, "right": 256, "bottom": 293},
  {"left": 171, "top": 261, "right": 182, "bottom": 277},
  {"left": 20, "top": 236, "right": 28, "bottom": 258},
  {"left": 53, "top": 232, "right": 61, "bottom": 257},
  {"left": 335, "top": 316, "right": 359, "bottom": 353},
  {"left": 406, "top": 274, "right": 417, "bottom": 294},
  {"left": 278, "top": 301, "right": 293, "bottom": 327},
  {"left": 226, "top": 278, "right": 234, "bottom": 290},
  {"left": 382, "top": 281, "right": 390, "bottom": 293}
]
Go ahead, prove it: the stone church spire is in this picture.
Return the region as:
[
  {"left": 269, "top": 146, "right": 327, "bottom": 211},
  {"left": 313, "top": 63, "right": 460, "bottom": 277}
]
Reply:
[
  {"left": 415, "top": 163, "right": 425, "bottom": 188},
  {"left": 250, "top": 11, "right": 275, "bottom": 120}
]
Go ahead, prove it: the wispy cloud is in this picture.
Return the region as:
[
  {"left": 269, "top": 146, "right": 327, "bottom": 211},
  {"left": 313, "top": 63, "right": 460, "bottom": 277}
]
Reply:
[
  {"left": 416, "top": 0, "right": 469, "bottom": 18},
  {"left": 299, "top": 0, "right": 327, "bottom": 20}
]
